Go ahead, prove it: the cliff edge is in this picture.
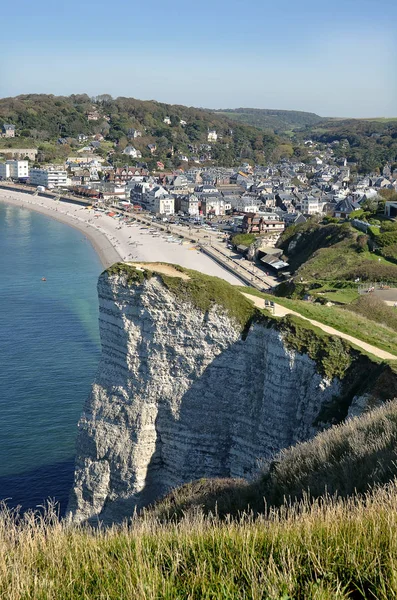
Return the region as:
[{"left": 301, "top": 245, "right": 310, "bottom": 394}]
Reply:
[{"left": 67, "top": 263, "right": 396, "bottom": 524}]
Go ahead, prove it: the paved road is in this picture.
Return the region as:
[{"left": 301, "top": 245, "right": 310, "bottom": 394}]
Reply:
[{"left": 241, "top": 293, "right": 397, "bottom": 361}]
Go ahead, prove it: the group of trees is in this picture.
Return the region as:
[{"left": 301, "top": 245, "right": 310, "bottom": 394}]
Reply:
[
  {"left": 1, "top": 94, "right": 396, "bottom": 172},
  {"left": 0, "top": 94, "right": 305, "bottom": 168},
  {"left": 300, "top": 119, "right": 397, "bottom": 174},
  {"left": 213, "top": 108, "right": 324, "bottom": 132}
]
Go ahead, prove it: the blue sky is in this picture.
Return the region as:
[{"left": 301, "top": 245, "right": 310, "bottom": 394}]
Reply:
[{"left": 1, "top": 0, "right": 396, "bottom": 117}]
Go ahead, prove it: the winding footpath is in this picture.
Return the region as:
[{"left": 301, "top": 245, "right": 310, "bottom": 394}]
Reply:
[{"left": 241, "top": 292, "right": 397, "bottom": 361}]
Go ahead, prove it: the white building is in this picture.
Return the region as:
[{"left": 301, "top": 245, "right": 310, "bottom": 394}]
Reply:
[
  {"left": 207, "top": 130, "right": 218, "bottom": 142},
  {"left": 301, "top": 196, "right": 322, "bottom": 215},
  {"left": 163, "top": 117, "right": 171, "bottom": 125},
  {"left": 127, "top": 128, "right": 142, "bottom": 139},
  {"left": 0, "top": 160, "right": 29, "bottom": 180},
  {"left": 154, "top": 195, "right": 175, "bottom": 215},
  {"left": 202, "top": 196, "right": 225, "bottom": 216},
  {"left": 29, "top": 167, "right": 68, "bottom": 188},
  {"left": 230, "top": 195, "right": 261, "bottom": 213},
  {"left": 123, "top": 146, "right": 142, "bottom": 158}
]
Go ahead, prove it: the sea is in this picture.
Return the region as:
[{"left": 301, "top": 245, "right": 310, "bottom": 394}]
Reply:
[{"left": 0, "top": 202, "right": 102, "bottom": 515}]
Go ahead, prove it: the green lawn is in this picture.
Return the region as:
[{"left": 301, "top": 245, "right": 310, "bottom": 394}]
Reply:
[
  {"left": 239, "top": 287, "right": 397, "bottom": 357},
  {"left": 311, "top": 283, "right": 359, "bottom": 304}
]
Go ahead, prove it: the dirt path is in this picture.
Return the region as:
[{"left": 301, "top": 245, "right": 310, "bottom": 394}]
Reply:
[{"left": 241, "top": 293, "right": 397, "bottom": 361}]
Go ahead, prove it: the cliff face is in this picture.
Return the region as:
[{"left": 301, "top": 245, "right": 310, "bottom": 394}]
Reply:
[{"left": 67, "top": 264, "right": 392, "bottom": 524}]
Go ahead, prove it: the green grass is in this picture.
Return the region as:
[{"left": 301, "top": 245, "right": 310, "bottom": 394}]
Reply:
[
  {"left": 231, "top": 233, "right": 256, "bottom": 247},
  {"left": 279, "top": 221, "right": 397, "bottom": 284},
  {"left": 4, "top": 482, "right": 397, "bottom": 599},
  {"left": 104, "top": 262, "right": 260, "bottom": 330},
  {"left": 5, "top": 401, "right": 397, "bottom": 598},
  {"left": 311, "top": 283, "right": 359, "bottom": 304},
  {"left": 239, "top": 286, "right": 397, "bottom": 357},
  {"left": 344, "top": 294, "right": 397, "bottom": 331}
]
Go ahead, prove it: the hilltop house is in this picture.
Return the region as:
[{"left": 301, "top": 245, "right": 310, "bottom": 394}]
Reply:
[
  {"left": 2, "top": 124, "right": 15, "bottom": 138},
  {"left": 86, "top": 111, "right": 100, "bottom": 121},
  {"left": 123, "top": 146, "right": 142, "bottom": 158},
  {"left": 127, "top": 128, "right": 142, "bottom": 139},
  {"left": 207, "top": 130, "right": 218, "bottom": 142}
]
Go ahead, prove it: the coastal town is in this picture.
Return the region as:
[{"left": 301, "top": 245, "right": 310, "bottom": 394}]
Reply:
[
  {"left": 3, "top": 0, "right": 397, "bottom": 588},
  {"left": 1, "top": 116, "right": 397, "bottom": 288}
]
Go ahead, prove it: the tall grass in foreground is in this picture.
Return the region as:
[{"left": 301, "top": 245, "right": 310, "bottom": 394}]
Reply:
[{"left": 3, "top": 484, "right": 397, "bottom": 599}]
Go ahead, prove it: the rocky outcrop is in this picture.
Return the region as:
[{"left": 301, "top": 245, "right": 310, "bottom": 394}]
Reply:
[{"left": 67, "top": 263, "right": 394, "bottom": 524}]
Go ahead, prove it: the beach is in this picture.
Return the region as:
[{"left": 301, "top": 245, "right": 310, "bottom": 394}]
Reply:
[{"left": 0, "top": 189, "right": 244, "bottom": 285}]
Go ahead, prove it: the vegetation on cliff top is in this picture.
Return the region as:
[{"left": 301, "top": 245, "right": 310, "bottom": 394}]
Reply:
[
  {"left": 241, "top": 286, "right": 397, "bottom": 358},
  {"left": 277, "top": 219, "right": 397, "bottom": 285},
  {"left": 105, "top": 262, "right": 259, "bottom": 328},
  {"left": 105, "top": 262, "right": 386, "bottom": 382}
]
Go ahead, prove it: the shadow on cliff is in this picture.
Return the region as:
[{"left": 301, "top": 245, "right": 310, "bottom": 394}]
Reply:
[
  {"left": 89, "top": 287, "right": 396, "bottom": 523},
  {"left": 149, "top": 399, "right": 397, "bottom": 522},
  {"left": 133, "top": 348, "right": 397, "bottom": 521}
]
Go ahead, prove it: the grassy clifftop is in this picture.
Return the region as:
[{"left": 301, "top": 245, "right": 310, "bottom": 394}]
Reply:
[
  {"left": 4, "top": 402, "right": 397, "bottom": 598},
  {"left": 104, "top": 262, "right": 390, "bottom": 381}
]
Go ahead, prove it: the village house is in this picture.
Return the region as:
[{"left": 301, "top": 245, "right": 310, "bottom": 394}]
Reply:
[
  {"left": 127, "top": 128, "right": 142, "bottom": 139},
  {"left": 242, "top": 212, "right": 285, "bottom": 236},
  {"left": 207, "top": 130, "right": 218, "bottom": 142},
  {"left": 86, "top": 111, "right": 100, "bottom": 121},
  {"left": 174, "top": 194, "right": 200, "bottom": 216},
  {"left": 2, "top": 124, "right": 15, "bottom": 138},
  {"left": 201, "top": 196, "right": 226, "bottom": 216},
  {"left": 300, "top": 195, "right": 324, "bottom": 215},
  {"left": 123, "top": 146, "right": 142, "bottom": 159},
  {"left": 333, "top": 197, "right": 360, "bottom": 219},
  {"left": 154, "top": 195, "right": 175, "bottom": 215}
]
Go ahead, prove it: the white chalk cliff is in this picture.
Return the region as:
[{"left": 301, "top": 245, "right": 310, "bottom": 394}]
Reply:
[{"left": 67, "top": 264, "right": 388, "bottom": 524}]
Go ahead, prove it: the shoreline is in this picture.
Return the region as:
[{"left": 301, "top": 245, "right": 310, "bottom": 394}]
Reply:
[
  {"left": 0, "top": 192, "right": 120, "bottom": 268},
  {"left": 0, "top": 189, "right": 244, "bottom": 284}
]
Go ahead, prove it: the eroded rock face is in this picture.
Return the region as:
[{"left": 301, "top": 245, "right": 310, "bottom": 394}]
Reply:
[{"left": 67, "top": 269, "right": 346, "bottom": 524}]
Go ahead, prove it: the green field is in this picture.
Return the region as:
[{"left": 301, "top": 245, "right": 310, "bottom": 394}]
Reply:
[{"left": 240, "top": 287, "right": 397, "bottom": 358}]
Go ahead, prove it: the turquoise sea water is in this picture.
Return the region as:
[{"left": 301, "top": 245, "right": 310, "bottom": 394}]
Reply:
[{"left": 0, "top": 203, "right": 102, "bottom": 513}]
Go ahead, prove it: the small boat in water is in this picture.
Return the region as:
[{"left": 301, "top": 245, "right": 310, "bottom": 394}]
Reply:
[{"left": 41, "top": 277, "right": 46, "bottom": 281}]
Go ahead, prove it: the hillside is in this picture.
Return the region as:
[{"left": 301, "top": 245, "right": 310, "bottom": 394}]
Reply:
[
  {"left": 1, "top": 95, "right": 396, "bottom": 171},
  {"left": 300, "top": 117, "right": 397, "bottom": 172},
  {"left": 213, "top": 107, "right": 324, "bottom": 132},
  {"left": 0, "top": 94, "right": 290, "bottom": 167},
  {"left": 276, "top": 219, "right": 397, "bottom": 299}
]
